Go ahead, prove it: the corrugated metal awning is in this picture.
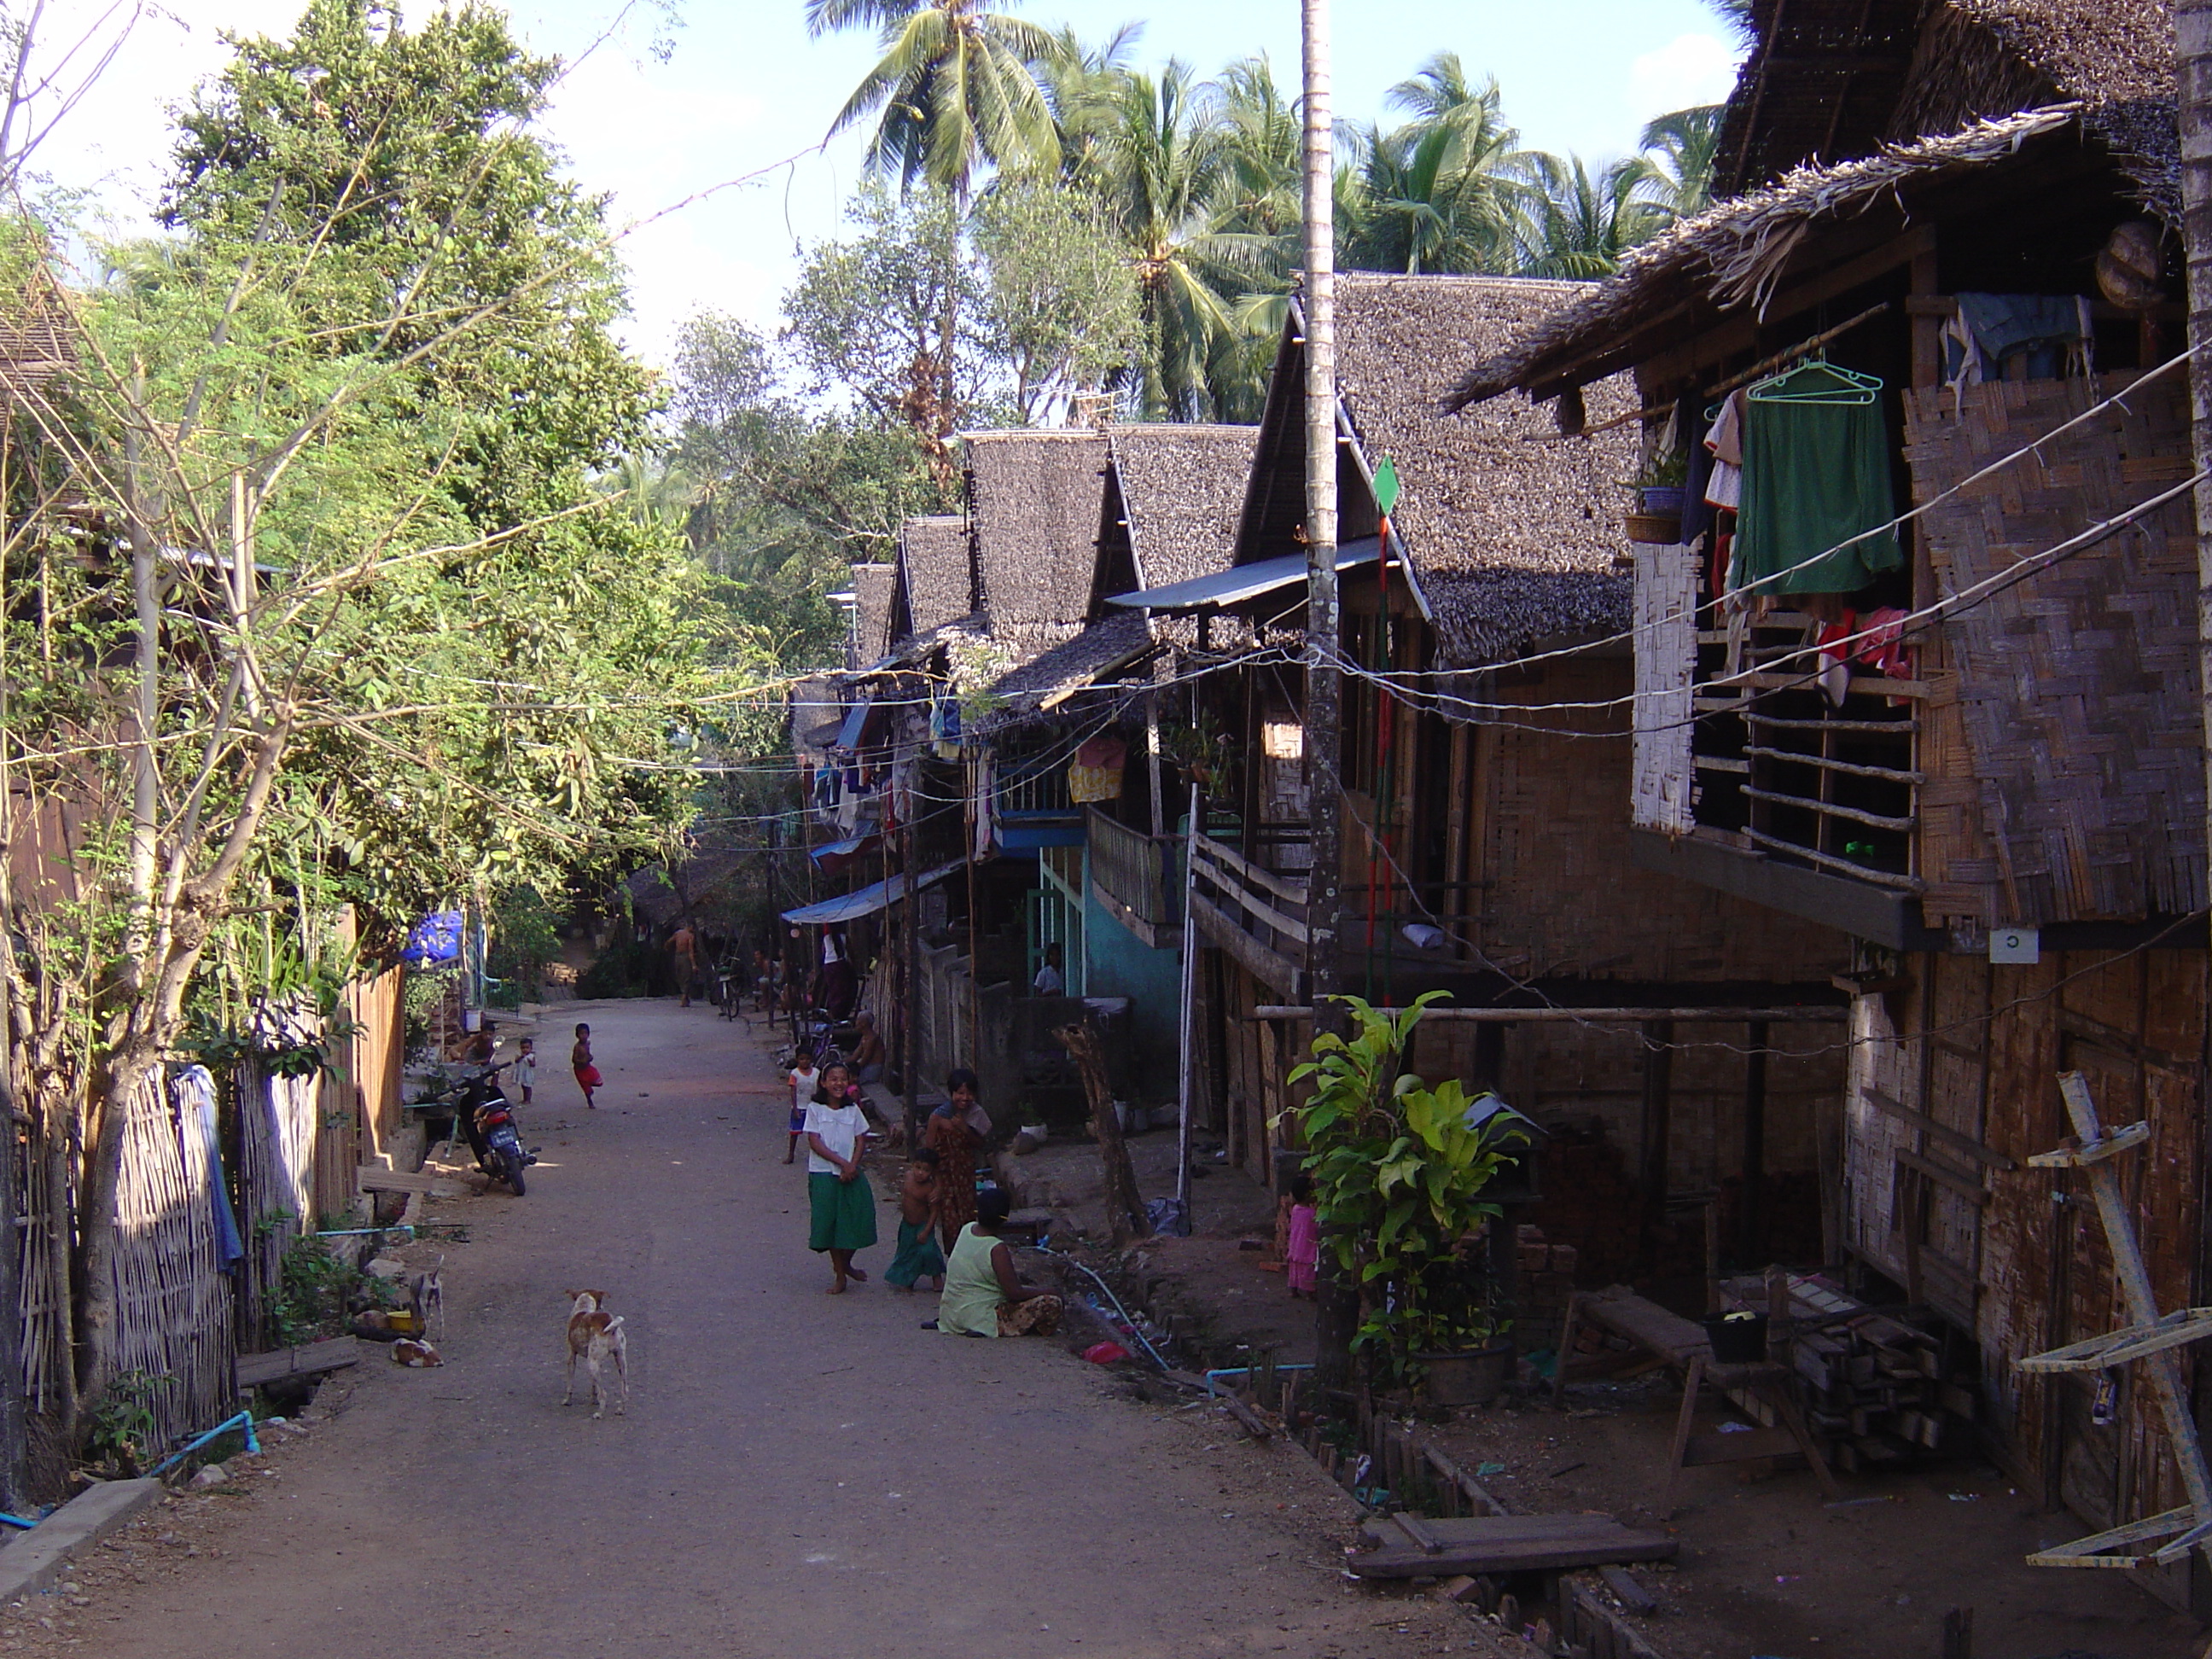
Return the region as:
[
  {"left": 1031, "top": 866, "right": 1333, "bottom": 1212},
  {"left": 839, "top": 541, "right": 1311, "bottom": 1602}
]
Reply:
[
  {"left": 1103, "top": 538, "right": 1379, "bottom": 613},
  {"left": 781, "top": 859, "right": 968, "bottom": 924}
]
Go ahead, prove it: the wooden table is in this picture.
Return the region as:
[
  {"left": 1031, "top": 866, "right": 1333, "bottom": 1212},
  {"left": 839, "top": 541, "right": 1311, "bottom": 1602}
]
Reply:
[{"left": 1557, "top": 1284, "right": 1841, "bottom": 1516}]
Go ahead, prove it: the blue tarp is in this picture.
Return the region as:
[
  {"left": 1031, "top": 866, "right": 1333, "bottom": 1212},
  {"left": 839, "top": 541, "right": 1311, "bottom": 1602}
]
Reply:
[
  {"left": 401, "top": 910, "right": 463, "bottom": 969},
  {"left": 782, "top": 859, "right": 968, "bottom": 925}
]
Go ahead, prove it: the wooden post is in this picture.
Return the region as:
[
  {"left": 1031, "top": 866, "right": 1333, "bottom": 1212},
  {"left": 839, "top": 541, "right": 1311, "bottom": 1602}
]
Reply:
[
  {"left": 1639, "top": 1021, "right": 1675, "bottom": 1260},
  {"left": 1940, "top": 1606, "right": 1973, "bottom": 1659},
  {"left": 1738, "top": 1018, "right": 1768, "bottom": 1264},
  {"left": 1057, "top": 1017, "right": 1149, "bottom": 1244}
]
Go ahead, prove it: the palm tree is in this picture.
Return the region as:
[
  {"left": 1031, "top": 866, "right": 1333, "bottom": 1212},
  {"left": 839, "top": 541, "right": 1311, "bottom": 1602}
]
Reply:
[
  {"left": 805, "top": 0, "right": 1066, "bottom": 195},
  {"left": 1638, "top": 105, "right": 1723, "bottom": 225},
  {"left": 1510, "top": 151, "right": 1664, "bottom": 278},
  {"left": 1080, "top": 61, "right": 1251, "bottom": 419},
  {"left": 1039, "top": 22, "right": 1143, "bottom": 180},
  {"left": 1342, "top": 57, "right": 1526, "bottom": 275}
]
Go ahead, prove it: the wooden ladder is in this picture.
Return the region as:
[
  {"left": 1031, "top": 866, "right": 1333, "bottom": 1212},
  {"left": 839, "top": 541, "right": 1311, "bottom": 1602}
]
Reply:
[{"left": 2018, "top": 1070, "right": 2212, "bottom": 1569}]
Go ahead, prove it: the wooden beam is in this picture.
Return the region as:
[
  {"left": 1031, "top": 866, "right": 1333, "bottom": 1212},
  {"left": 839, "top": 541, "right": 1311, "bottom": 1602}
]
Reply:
[
  {"left": 1189, "top": 892, "right": 1303, "bottom": 1000},
  {"left": 1860, "top": 1087, "right": 2017, "bottom": 1170},
  {"left": 1246, "top": 1004, "right": 1846, "bottom": 1022},
  {"left": 1640, "top": 1021, "right": 1675, "bottom": 1252},
  {"left": 1896, "top": 1148, "right": 1988, "bottom": 1205}
]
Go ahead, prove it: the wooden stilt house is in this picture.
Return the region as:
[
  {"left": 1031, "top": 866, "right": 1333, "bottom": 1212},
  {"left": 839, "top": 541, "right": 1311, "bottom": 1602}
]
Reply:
[{"left": 1446, "top": 1, "right": 2209, "bottom": 1604}]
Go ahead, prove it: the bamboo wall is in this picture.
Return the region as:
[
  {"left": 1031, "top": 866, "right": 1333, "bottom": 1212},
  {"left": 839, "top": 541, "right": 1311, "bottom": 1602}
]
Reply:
[{"left": 1844, "top": 946, "right": 2206, "bottom": 1608}]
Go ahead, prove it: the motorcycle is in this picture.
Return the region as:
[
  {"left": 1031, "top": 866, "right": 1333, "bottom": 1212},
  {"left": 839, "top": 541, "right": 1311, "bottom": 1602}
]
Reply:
[{"left": 437, "top": 1062, "right": 536, "bottom": 1196}]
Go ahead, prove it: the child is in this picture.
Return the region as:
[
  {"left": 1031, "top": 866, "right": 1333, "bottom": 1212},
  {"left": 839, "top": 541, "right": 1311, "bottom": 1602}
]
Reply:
[
  {"left": 785, "top": 1045, "right": 820, "bottom": 1165},
  {"left": 1285, "top": 1174, "right": 1319, "bottom": 1301},
  {"left": 884, "top": 1147, "right": 946, "bottom": 1292},
  {"left": 572, "top": 1023, "right": 601, "bottom": 1109},
  {"left": 514, "top": 1037, "right": 536, "bottom": 1105},
  {"left": 802, "top": 1061, "right": 876, "bottom": 1293}
]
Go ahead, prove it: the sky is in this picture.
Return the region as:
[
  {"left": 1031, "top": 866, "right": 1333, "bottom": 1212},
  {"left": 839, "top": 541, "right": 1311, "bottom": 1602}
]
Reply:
[{"left": 26, "top": 0, "right": 1743, "bottom": 366}]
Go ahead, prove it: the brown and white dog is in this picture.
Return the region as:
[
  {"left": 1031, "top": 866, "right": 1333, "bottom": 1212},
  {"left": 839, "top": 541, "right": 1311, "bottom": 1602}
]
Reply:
[{"left": 561, "top": 1289, "right": 628, "bottom": 1418}]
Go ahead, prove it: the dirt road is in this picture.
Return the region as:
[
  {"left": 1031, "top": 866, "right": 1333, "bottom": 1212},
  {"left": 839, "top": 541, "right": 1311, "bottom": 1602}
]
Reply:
[{"left": 35, "top": 998, "right": 1463, "bottom": 1659}]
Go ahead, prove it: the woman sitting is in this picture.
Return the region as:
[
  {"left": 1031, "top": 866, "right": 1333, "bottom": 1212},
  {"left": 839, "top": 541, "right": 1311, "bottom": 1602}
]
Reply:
[{"left": 937, "top": 1188, "right": 1062, "bottom": 1338}]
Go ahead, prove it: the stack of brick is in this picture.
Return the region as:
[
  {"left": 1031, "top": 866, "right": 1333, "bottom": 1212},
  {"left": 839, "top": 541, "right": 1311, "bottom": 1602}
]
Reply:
[{"left": 1512, "top": 1225, "right": 1579, "bottom": 1355}]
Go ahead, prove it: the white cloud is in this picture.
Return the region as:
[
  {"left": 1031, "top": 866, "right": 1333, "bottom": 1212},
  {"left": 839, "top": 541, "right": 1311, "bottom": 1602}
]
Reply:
[{"left": 1627, "top": 32, "right": 1742, "bottom": 117}]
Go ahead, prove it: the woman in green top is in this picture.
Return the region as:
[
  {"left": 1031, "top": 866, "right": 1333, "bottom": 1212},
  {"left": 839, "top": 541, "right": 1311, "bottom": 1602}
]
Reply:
[{"left": 937, "top": 1189, "right": 1062, "bottom": 1337}]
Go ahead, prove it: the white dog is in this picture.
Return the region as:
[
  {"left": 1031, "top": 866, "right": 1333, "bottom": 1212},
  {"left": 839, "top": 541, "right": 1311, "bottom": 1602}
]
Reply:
[{"left": 560, "top": 1289, "right": 629, "bottom": 1418}]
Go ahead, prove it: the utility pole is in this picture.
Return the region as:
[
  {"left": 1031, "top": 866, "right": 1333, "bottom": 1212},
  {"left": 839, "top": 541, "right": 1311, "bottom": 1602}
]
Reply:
[
  {"left": 1301, "top": 0, "right": 1356, "bottom": 1391},
  {"left": 2184, "top": 1, "right": 2212, "bottom": 947}
]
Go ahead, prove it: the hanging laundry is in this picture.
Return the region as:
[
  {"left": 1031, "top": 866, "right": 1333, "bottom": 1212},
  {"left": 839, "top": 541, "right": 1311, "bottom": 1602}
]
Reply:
[
  {"left": 1703, "top": 389, "right": 1745, "bottom": 513},
  {"left": 1811, "top": 607, "right": 1915, "bottom": 707},
  {"left": 1068, "top": 733, "right": 1128, "bottom": 804},
  {"left": 177, "top": 1065, "right": 245, "bottom": 1269},
  {"left": 929, "top": 694, "right": 963, "bottom": 760},
  {"left": 1944, "top": 293, "right": 2093, "bottom": 386},
  {"left": 1734, "top": 374, "right": 1903, "bottom": 596}
]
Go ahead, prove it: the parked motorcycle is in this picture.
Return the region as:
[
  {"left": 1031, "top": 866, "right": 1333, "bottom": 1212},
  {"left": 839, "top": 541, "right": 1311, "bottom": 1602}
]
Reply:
[{"left": 436, "top": 1062, "right": 536, "bottom": 1196}]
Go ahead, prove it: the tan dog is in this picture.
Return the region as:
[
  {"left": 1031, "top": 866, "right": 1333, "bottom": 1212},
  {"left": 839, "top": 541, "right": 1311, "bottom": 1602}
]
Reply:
[{"left": 561, "top": 1289, "right": 628, "bottom": 1418}]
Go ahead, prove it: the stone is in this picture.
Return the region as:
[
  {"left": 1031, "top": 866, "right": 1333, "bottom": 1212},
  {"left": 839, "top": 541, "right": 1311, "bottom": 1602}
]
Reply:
[
  {"left": 1432, "top": 1575, "right": 1479, "bottom": 1603},
  {"left": 186, "top": 1464, "right": 229, "bottom": 1490}
]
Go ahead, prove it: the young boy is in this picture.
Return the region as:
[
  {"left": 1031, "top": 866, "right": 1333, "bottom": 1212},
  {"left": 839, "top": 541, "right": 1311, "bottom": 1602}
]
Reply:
[
  {"left": 514, "top": 1036, "right": 536, "bottom": 1105},
  {"left": 884, "top": 1148, "right": 946, "bottom": 1293},
  {"left": 785, "top": 1045, "right": 820, "bottom": 1165},
  {"left": 571, "top": 1023, "right": 602, "bottom": 1109}
]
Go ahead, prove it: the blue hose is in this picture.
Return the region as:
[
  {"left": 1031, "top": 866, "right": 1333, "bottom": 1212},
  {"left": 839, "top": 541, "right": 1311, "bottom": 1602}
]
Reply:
[
  {"left": 148, "top": 1411, "right": 260, "bottom": 1480},
  {"left": 1028, "top": 1241, "right": 1172, "bottom": 1371}
]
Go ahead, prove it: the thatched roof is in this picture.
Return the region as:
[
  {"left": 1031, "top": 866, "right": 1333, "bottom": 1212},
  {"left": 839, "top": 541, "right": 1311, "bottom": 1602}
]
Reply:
[
  {"left": 1331, "top": 275, "right": 1636, "bottom": 667},
  {"left": 1716, "top": 0, "right": 2173, "bottom": 210},
  {"left": 1105, "top": 424, "right": 1260, "bottom": 591},
  {"left": 1446, "top": 107, "right": 2080, "bottom": 409},
  {"left": 897, "top": 515, "right": 972, "bottom": 638},
  {"left": 963, "top": 428, "right": 1109, "bottom": 637},
  {"left": 849, "top": 562, "right": 894, "bottom": 666},
  {"left": 980, "top": 610, "right": 1155, "bottom": 728}
]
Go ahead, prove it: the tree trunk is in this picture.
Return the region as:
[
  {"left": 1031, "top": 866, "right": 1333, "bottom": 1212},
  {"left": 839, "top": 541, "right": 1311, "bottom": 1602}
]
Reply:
[
  {"left": 1301, "top": 0, "right": 1356, "bottom": 1391},
  {"left": 1057, "top": 1018, "right": 1148, "bottom": 1245}
]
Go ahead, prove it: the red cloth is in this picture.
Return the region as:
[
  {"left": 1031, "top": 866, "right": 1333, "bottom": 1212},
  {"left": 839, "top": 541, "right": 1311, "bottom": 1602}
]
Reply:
[{"left": 1285, "top": 1203, "right": 1319, "bottom": 1295}]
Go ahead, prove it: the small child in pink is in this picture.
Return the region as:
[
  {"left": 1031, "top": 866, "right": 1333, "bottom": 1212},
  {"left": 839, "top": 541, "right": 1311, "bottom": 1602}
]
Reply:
[{"left": 1285, "top": 1174, "right": 1319, "bottom": 1299}]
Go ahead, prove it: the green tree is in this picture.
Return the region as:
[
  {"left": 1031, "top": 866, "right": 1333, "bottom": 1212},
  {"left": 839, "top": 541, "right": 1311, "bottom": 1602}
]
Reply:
[
  {"left": 1344, "top": 58, "right": 1527, "bottom": 275},
  {"left": 1, "top": 0, "right": 712, "bottom": 1430},
  {"left": 1509, "top": 151, "right": 1663, "bottom": 277},
  {"left": 1637, "top": 104, "right": 1724, "bottom": 224},
  {"left": 806, "top": 0, "right": 1066, "bottom": 195},
  {"left": 972, "top": 181, "right": 1142, "bottom": 421}
]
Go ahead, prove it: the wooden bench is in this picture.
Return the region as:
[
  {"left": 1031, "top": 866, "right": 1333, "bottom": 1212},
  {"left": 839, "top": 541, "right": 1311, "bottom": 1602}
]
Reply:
[{"left": 1557, "top": 1284, "right": 1840, "bottom": 1516}]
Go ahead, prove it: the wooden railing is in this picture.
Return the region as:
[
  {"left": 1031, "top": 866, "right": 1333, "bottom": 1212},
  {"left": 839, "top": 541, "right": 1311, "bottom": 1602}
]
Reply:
[
  {"left": 1086, "top": 807, "right": 1180, "bottom": 928},
  {"left": 1186, "top": 831, "right": 1310, "bottom": 998}
]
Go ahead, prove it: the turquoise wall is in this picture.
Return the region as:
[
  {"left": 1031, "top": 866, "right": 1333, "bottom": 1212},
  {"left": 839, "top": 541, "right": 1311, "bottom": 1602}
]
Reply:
[{"left": 1081, "top": 886, "right": 1183, "bottom": 1103}]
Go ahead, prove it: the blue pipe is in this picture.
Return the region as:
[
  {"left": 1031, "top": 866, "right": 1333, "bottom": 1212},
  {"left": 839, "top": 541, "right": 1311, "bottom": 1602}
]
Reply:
[
  {"left": 1028, "top": 1242, "right": 1172, "bottom": 1371},
  {"left": 148, "top": 1411, "right": 260, "bottom": 1479},
  {"left": 1203, "top": 1363, "right": 1314, "bottom": 1397},
  {"left": 0, "top": 1511, "right": 35, "bottom": 1530}
]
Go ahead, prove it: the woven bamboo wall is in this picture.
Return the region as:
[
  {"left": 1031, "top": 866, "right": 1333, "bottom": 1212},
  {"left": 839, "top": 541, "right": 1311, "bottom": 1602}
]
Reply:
[
  {"left": 1903, "top": 374, "right": 2205, "bottom": 927},
  {"left": 109, "top": 1075, "right": 234, "bottom": 1453},
  {"left": 236, "top": 1061, "right": 321, "bottom": 1344},
  {"left": 346, "top": 965, "right": 406, "bottom": 1163},
  {"left": 1630, "top": 544, "right": 1697, "bottom": 835},
  {"left": 1476, "top": 656, "right": 1855, "bottom": 981},
  {"left": 1843, "top": 946, "right": 2205, "bottom": 1605}
]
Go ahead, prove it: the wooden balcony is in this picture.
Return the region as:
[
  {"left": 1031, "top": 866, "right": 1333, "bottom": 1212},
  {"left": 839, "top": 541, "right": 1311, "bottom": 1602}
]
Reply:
[
  {"left": 1086, "top": 808, "right": 1183, "bottom": 946},
  {"left": 1187, "top": 831, "right": 1309, "bottom": 998}
]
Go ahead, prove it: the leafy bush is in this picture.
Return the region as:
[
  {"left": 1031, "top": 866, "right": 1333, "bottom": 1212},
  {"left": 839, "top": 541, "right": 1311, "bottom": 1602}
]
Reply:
[{"left": 1284, "top": 993, "right": 1529, "bottom": 1382}]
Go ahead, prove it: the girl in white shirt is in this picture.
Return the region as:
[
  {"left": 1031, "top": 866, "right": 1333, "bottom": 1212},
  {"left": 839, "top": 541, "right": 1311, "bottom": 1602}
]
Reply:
[
  {"left": 802, "top": 1062, "right": 876, "bottom": 1292},
  {"left": 785, "top": 1049, "right": 820, "bottom": 1165}
]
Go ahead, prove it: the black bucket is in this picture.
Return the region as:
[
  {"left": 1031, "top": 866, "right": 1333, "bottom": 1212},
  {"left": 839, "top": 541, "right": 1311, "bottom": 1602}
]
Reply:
[{"left": 1703, "top": 1312, "right": 1768, "bottom": 1364}]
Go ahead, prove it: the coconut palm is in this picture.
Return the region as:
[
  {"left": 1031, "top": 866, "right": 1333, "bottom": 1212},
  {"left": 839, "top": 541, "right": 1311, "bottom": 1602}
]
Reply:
[
  {"left": 804, "top": 0, "right": 1066, "bottom": 195},
  {"left": 1510, "top": 151, "right": 1664, "bottom": 278},
  {"left": 1079, "top": 61, "right": 1254, "bottom": 419},
  {"left": 1342, "top": 58, "right": 1527, "bottom": 275},
  {"left": 1038, "top": 22, "right": 1143, "bottom": 180},
  {"left": 1638, "top": 104, "right": 1723, "bottom": 224}
]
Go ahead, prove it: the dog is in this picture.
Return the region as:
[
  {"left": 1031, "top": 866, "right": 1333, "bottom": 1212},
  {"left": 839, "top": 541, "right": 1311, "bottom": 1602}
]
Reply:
[{"left": 561, "top": 1289, "right": 628, "bottom": 1418}]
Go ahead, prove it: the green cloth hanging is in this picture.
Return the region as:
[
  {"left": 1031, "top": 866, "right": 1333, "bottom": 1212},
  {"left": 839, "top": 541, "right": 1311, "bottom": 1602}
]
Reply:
[{"left": 1732, "top": 397, "right": 1903, "bottom": 595}]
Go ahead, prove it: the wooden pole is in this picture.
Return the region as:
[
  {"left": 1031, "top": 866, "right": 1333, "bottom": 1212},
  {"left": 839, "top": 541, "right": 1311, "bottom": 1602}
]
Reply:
[
  {"left": 1738, "top": 1018, "right": 1769, "bottom": 1264},
  {"left": 1639, "top": 1021, "right": 1675, "bottom": 1263},
  {"left": 1301, "top": 0, "right": 1355, "bottom": 1400},
  {"left": 1174, "top": 779, "right": 1201, "bottom": 1229},
  {"left": 1057, "top": 1017, "right": 1148, "bottom": 1245}
]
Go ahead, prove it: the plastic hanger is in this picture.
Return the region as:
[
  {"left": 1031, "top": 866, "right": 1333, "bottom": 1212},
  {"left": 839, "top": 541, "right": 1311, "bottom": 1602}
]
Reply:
[{"left": 1746, "top": 356, "right": 1883, "bottom": 406}]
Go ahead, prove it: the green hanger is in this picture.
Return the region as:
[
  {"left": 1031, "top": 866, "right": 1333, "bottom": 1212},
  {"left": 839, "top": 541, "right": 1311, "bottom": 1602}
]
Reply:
[{"left": 1746, "top": 357, "right": 1883, "bottom": 406}]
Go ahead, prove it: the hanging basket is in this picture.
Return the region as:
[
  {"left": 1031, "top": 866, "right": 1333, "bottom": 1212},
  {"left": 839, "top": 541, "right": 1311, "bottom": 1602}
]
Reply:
[{"left": 1625, "top": 512, "right": 1682, "bottom": 544}]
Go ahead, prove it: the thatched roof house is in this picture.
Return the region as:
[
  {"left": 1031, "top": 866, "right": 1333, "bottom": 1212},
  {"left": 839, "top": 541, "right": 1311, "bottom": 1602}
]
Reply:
[
  {"left": 963, "top": 428, "right": 1109, "bottom": 662},
  {"left": 1221, "top": 274, "right": 1637, "bottom": 667},
  {"left": 1098, "top": 424, "right": 1259, "bottom": 601},
  {"left": 893, "top": 514, "right": 972, "bottom": 641},
  {"left": 1713, "top": 0, "right": 2173, "bottom": 211},
  {"left": 848, "top": 562, "right": 895, "bottom": 668},
  {"left": 1447, "top": 106, "right": 2084, "bottom": 406}
]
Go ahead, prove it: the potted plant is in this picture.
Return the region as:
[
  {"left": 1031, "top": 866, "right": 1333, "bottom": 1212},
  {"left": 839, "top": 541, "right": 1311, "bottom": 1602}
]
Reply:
[
  {"left": 1157, "top": 720, "right": 1233, "bottom": 789},
  {"left": 1626, "top": 450, "right": 1688, "bottom": 544},
  {"left": 1282, "top": 992, "right": 1532, "bottom": 1403}
]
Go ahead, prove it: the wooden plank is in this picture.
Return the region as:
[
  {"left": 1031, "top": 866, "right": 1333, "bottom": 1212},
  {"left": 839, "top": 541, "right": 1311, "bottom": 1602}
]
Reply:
[
  {"left": 1861, "top": 1087, "right": 2017, "bottom": 1169},
  {"left": 1361, "top": 1515, "right": 1632, "bottom": 1545},
  {"left": 1597, "top": 1565, "right": 1657, "bottom": 1614},
  {"left": 356, "top": 1168, "right": 465, "bottom": 1197},
  {"left": 1895, "top": 1148, "right": 1989, "bottom": 1205},
  {"left": 1191, "top": 833, "right": 1307, "bottom": 908},
  {"left": 1190, "top": 847, "right": 1309, "bottom": 942},
  {"left": 1682, "top": 1427, "right": 1806, "bottom": 1466},
  {"left": 1349, "top": 1519, "right": 1678, "bottom": 1579},
  {"left": 1392, "top": 1511, "right": 1445, "bottom": 1554},
  {"left": 1187, "top": 893, "right": 1303, "bottom": 1000},
  {"left": 236, "top": 1336, "right": 361, "bottom": 1387}
]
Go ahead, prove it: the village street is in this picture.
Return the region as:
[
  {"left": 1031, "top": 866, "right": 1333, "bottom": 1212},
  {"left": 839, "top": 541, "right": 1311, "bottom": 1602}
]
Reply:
[{"left": 42, "top": 998, "right": 1464, "bottom": 1659}]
